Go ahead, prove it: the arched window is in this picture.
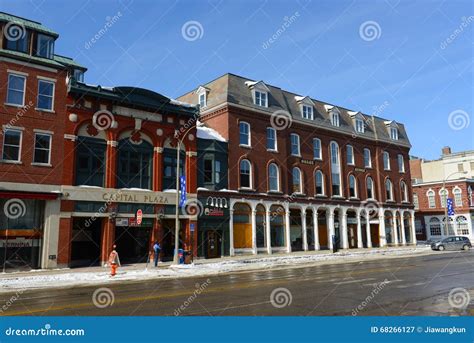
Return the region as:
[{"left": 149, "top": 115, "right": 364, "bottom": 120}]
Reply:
[
  {"left": 385, "top": 178, "right": 393, "bottom": 201},
  {"left": 330, "top": 141, "right": 342, "bottom": 196},
  {"left": 239, "top": 159, "right": 251, "bottom": 188},
  {"left": 315, "top": 170, "right": 324, "bottom": 195},
  {"left": 268, "top": 163, "right": 279, "bottom": 192},
  {"left": 400, "top": 181, "right": 408, "bottom": 202},
  {"left": 439, "top": 188, "right": 448, "bottom": 208},
  {"left": 349, "top": 174, "right": 357, "bottom": 198},
  {"left": 290, "top": 133, "right": 300, "bottom": 156},
  {"left": 331, "top": 111, "right": 340, "bottom": 127},
  {"left": 366, "top": 177, "right": 374, "bottom": 199},
  {"left": 427, "top": 190, "right": 435, "bottom": 208},
  {"left": 456, "top": 216, "right": 469, "bottom": 235},
  {"left": 313, "top": 138, "right": 322, "bottom": 160},
  {"left": 346, "top": 145, "right": 354, "bottom": 165},
  {"left": 397, "top": 154, "right": 405, "bottom": 172},
  {"left": 453, "top": 187, "right": 462, "bottom": 207},
  {"left": 363, "top": 148, "right": 372, "bottom": 168},
  {"left": 383, "top": 151, "right": 390, "bottom": 170},
  {"left": 292, "top": 167, "right": 302, "bottom": 194},
  {"left": 429, "top": 217, "right": 441, "bottom": 236},
  {"left": 266, "top": 127, "right": 277, "bottom": 151},
  {"left": 117, "top": 139, "right": 153, "bottom": 189},
  {"left": 239, "top": 122, "right": 250, "bottom": 146}
]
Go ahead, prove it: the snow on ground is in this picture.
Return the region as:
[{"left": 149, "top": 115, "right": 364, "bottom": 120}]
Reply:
[{"left": 0, "top": 247, "right": 431, "bottom": 292}]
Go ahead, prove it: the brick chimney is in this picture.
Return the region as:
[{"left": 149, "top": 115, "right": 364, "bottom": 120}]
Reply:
[{"left": 442, "top": 146, "right": 451, "bottom": 156}]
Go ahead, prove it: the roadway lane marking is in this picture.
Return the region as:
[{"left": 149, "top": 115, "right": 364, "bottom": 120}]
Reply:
[{"left": 334, "top": 278, "right": 375, "bottom": 285}]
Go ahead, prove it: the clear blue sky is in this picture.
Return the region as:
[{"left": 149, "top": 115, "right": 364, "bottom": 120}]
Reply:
[{"left": 2, "top": 0, "right": 472, "bottom": 160}]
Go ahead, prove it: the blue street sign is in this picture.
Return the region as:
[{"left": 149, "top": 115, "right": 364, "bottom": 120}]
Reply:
[
  {"left": 447, "top": 197, "right": 455, "bottom": 216},
  {"left": 190, "top": 223, "right": 195, "bottom": 232},
  {"left": 179, "top": 175, "right": 187, "bottom": 208}
]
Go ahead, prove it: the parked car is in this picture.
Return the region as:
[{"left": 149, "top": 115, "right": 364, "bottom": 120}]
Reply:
[{"left": 431, "top": 236, "right": 472, "bottom": 251}]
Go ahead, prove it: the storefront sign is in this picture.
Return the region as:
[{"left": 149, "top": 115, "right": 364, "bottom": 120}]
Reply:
[
  {"left": 136, "top": 209, "right": 143, "bottom": 225},
  {"left": 115, "top": 218, "right": 129, "bottom": 227},
  {"left": 204, "top": 207, "right": 225, "bottom": 216},
  {"left": 0, "top": 238, "right": 39, "bottom": 248}
]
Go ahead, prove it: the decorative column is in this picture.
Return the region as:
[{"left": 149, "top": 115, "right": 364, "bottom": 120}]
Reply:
[
  {"left": 365, "top": 211, "right": 372, "bottom": 248},
  {"left": 356, "top": 210, "right": 363, "bottom": 248},
  {"left": 328, "top": 208, "right": 335, "bottom": 250},
  {"left": 392, "top": 210, "right": 399, "bottom": 246},
  {"left": 400, "top": 211, "right": 407, "bottom": 245},
  {"left": 301, "top": 207, "right": 308, "bottom": 251},
  {"left": 229, "top": 209, "right": 235, "bottom": 256},
  {"left": 285, "top": 204, "right": 291, "bottom": 253},
  {"left": 265, "top": 205, "right": 272, "bottom": 255},
  {"left": 251, "top": 208, "right": 257, "bottom": 254},
  {"left": 341, "top": 208, "right": 349, "bottom": 249},
  {"left": 313, "top": 208, "right": 320, "bottom": 250},
  {"left": 410, "top": 210, "right": 417, "bottom": 245},
  {"left": 105, "top": 140, "right": 118, "bottom": 188},
  {"left": 153, "top": 146, "right": 163, "bottom": 191},
  {"left": 378, "top": 208, "right": 387, "bottom": 247}
]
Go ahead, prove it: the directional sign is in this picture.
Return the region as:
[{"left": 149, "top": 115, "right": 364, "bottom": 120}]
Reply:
[{"left": 136, "top": 209, "right": 143, "bottom": 225}]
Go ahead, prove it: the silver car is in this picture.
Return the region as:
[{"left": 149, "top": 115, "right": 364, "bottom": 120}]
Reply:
[{"left": 431, "top": 236, "right": 472, "bottom": 251}]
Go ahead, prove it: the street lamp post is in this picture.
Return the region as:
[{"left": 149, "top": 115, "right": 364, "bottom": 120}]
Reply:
[
  {"left": 442, "top": 170, "right": 467, "bottom": 236},
  {"left": 173, "top": 125, "right": 195, "bottom": 265}
]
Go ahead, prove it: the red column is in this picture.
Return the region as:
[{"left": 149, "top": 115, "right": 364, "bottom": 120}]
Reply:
[
  {"left": 57, "top": 217, "right": 73, "bottom": 267},
  {"left": 185, "top": 151, "right": 197, "bottom": 194},
  {"left": 105, "top": 142, "right": 117, "bottom": 188},
  {"left": 153, "top": 146, "right": 163, "bottom": 191},
  {"left": 100, "top": 218, "right": 115, "bottom": 265}
]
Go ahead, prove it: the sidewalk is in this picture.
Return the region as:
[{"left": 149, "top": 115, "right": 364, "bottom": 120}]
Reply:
[{"left": 0, "top": 245, "right": 432, "bottom": 293}]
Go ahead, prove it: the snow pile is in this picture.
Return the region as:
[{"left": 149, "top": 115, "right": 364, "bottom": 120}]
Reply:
[
  {"left": 0, "top": 247, "right": 430, "bottom": 292},
  {"left": 196, "top": 125, "right": 227, "bottom": 142}
]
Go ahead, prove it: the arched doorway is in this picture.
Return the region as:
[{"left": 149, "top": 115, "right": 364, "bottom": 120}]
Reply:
[
  {"left": 233, "top": 203, "right": 252, "bottom": 250},
  {"left": 270, "top": 205, "right": 286, "bottom": 252}
]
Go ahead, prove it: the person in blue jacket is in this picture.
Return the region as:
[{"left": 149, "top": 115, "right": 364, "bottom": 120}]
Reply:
[{"left": 153, "top": 241, "right": 161, "bottom": 267}]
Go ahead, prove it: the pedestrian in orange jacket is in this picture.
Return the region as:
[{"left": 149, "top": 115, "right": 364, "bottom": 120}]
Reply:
[{"left": 108, "top": 245, "right": 121, "bottom": 276}]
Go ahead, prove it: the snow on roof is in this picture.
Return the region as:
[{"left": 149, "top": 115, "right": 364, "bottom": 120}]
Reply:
[
  {"left": 244, "top": 80, "right": 259, "bottom": 87},
  {"left": 196, "top": 124, "right": 227, "bottom": 142},
  {"left": 324, "top": 104, "right": 334, "bottom": 111},
  {"left": 169, "top": 98, "right": 196, "bottom": 108}
]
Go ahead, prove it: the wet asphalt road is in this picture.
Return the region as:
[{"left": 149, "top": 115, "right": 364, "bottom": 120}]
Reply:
[{"left": 1, "top": 250, "right": 473, "bottom": 316}]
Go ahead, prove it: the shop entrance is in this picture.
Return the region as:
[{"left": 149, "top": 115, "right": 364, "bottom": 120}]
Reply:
[
  {"left": 115, "top": 225, "right": 151, "bottom": 264},
  {"left": 70, "top": 218, "right": 102, "bottom": 268},
  {"left": 206, "top": 230, "right": 222, "bottom": 259},
  {"left": 160, "top": 219, "right": 185, "bottom": 262}
]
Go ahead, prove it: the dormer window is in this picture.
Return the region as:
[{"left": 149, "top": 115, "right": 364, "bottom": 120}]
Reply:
[
  {"left": 198, "top": 92, "right": 206, "bottom": 108},
  {"left": 73, "top": 69, "right": 84, "bottom": 83},
  {"left": 36, "top": 34, "right": 55, "bottom": 59},
  {"left": 331, "top": 112, "right": 340, "bottom": 127},
  {"left": 390, "top": 127, "right": 398, "bottom": 140},
  {"left": 255, "top": 90, "right": 267, "bottom": 107},
  {"left": 5, "top": 28, "right": 29, "bottom": 53},
  {"left": 356, "top": 118, "right": 365, "bottom": 133},
  {"left": 302, "top": 105, "right": 313, "bottom": 120}
]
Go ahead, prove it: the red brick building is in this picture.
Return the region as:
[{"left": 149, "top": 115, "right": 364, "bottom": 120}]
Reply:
[{"left": 180, "top": 74, "right": 417, "bottom": 255}]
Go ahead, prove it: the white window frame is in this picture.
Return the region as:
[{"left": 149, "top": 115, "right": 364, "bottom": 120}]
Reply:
[
  {"left": 290, "top": 133, "right": 300, "bottom": 157},
  {"left": 198, "top": 92, "right": 206, "bottom": 108},
  {"left": 239, "top": 159, "right": 252, "bottom": 189},
  {"left": 2, "top": 129, "right": 23, "bottom": 162},
  {"left": 33, "top": 132, "right": 52, "bottom": 165},
  {"left": 355, "top": 118, "right": 365, "bottom": 133},
  {"left": 385, "top": 179, "right": 393, "bottom": 201},
  {"left": 453, "top": 187, "right": 462, "bottom": 207},
  {"left": 36, "top": 34, "right": 55, "bottom": 59},
  {"left": 37, "top": 79, "right": 55, "bottom": 111},
  {"left": 331, "top": 111, "right": 340, "bottom": 127},
  {"left": 6, "top": 73, "right": 26, "bottom": 107},
  {"left": 401, "top": 181, "right": 408, "bottom": 202},
  {"left": 383, "top": 151, "right": 390, "bottom": 170},
  {"left": 315, "top": 170, "right": 325, "bottom": 196},
  {"left": 254, "top": 90, "right": 268, "bottom": 107},
  {"left": 439, "top": 188, "right": 448, "bottom": 208},
  {"left": 398, "top": 154, "right": 405, "bottom": 173},
  {"left": 364, "top": 148, "right": 372, "bottom": 168},
  {"left": 292, "top": 167, "right": 303, "bottom": 194},
  {"left": 239, "top": 121, "right": 251, "bottom": 147},
  {"left": 346, "top": 145, "right": 354, "bottom": 165},
  {"left": 301, "top": 104, "right": 314, "bottom": 120},
  {"left": 268, "top": 163, "right": 280, "bottom": 192},
  {"left": 366, "top": 177, "right": 375, "bottom": 200},
  {"left": 390, "top": 127, "right": 399, "bottom": 140},
  {"left": 427, "top": 189, "right": 436, "bottom": 208},
  {"left": 349, "top": 174, "right": 357, "bottom": 198},
  {"left": 330, "top": 141, "right": 342, "bottom": 197},
  {"left": 413, "top": 193, "right": 419, "bottom": 210},
  {"left": 313, "top": 138, "right": 322, "bottom": 160},
  {"left": 266, "top": 127, "right": 277, "bottom": 151}
]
